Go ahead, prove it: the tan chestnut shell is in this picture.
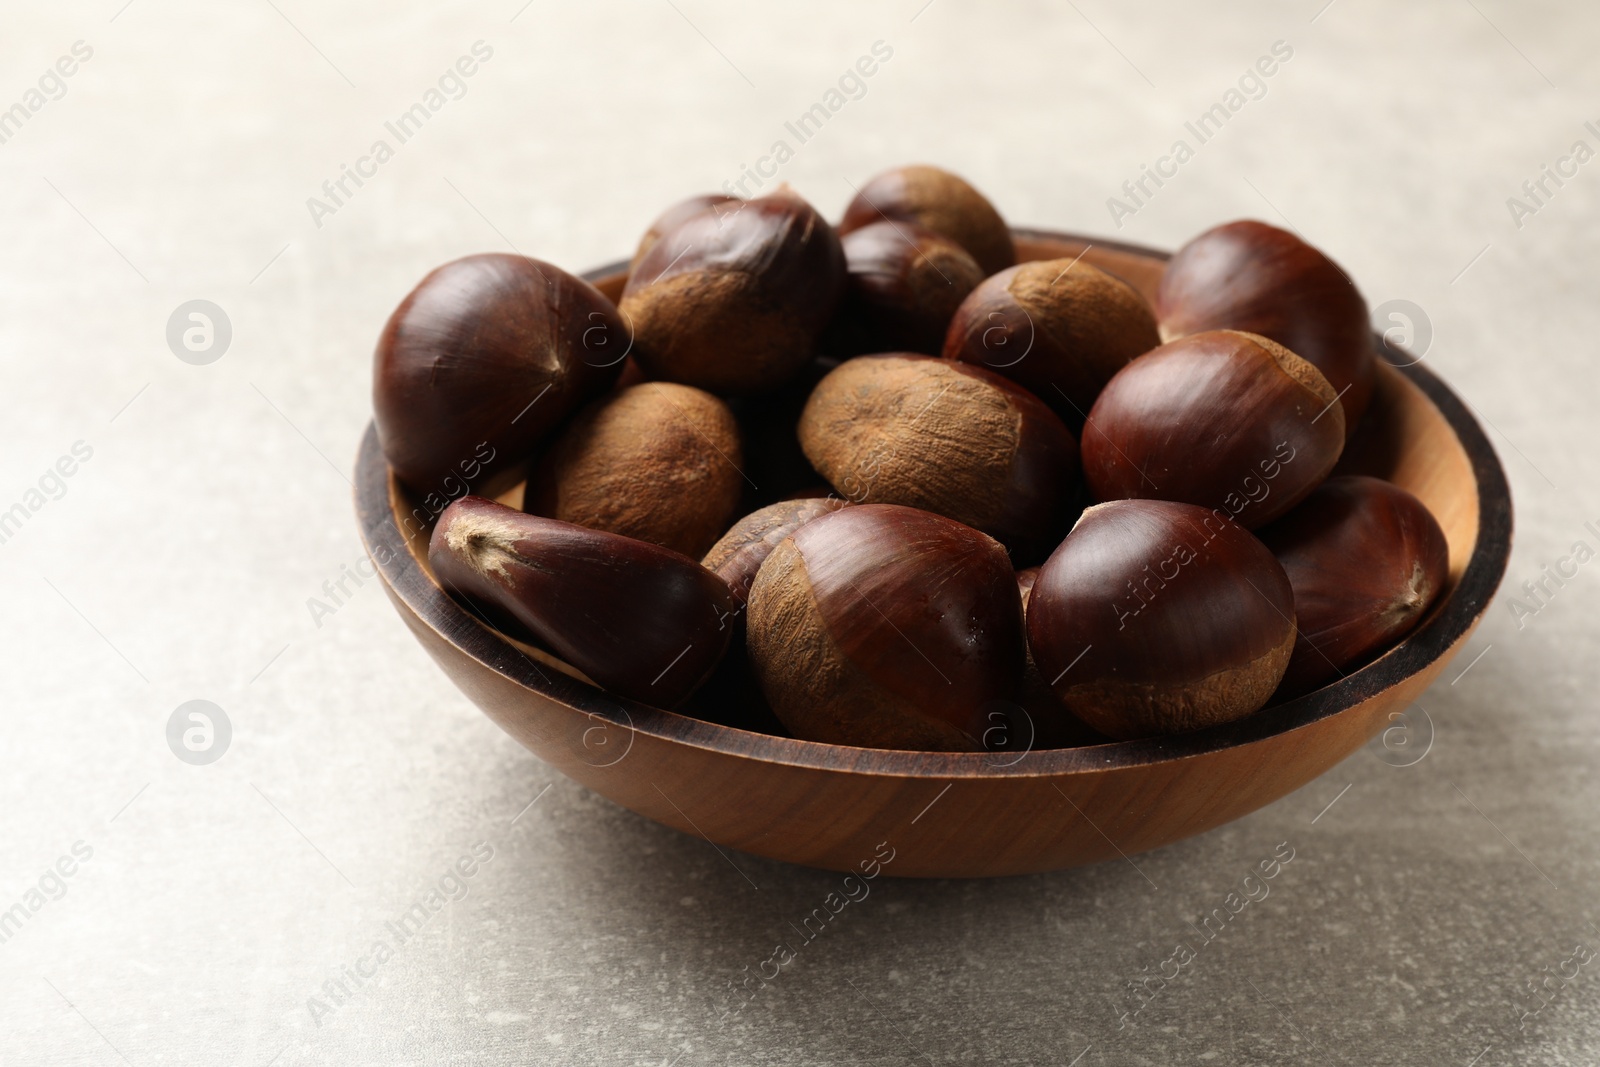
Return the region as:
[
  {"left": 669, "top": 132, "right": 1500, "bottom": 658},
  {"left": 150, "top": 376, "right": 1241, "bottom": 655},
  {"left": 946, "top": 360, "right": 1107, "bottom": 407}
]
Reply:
[
  {"left": 746, "top": 503, "right": 1024, "bottom": 751},
  {"left": 943, "top": 259, "right": 1160, "bottom": 424},
  {"left": 526, "top": 382, "right": 743, "bottom": 559},
  {"left": 1027, "top": 499, "right": 1295, "bottom": 740},
  {"left": 798, "top": 354, "right": 1080, "bottom": 556}
]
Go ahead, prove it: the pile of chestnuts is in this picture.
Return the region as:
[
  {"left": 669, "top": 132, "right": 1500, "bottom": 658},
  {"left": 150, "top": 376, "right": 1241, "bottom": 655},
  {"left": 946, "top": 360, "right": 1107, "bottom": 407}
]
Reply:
[{"left": 373, "top": 164, "right": 1451, "bottom": 752}]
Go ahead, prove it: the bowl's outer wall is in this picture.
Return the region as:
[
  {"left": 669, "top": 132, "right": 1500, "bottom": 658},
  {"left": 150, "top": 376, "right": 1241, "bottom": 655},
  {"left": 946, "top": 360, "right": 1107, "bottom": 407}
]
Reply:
[{"left": 356, "top": 231, "right": 1511, "bottom": 878}]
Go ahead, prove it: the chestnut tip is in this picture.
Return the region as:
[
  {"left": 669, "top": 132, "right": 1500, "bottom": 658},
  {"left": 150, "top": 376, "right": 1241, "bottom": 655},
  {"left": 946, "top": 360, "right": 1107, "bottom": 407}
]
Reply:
[
  {"left": 1259, "top": 474, "right": 1450, "bottom": 697},
  {"left": 428, "top": 496, "right": 736, "bottom": 709}
]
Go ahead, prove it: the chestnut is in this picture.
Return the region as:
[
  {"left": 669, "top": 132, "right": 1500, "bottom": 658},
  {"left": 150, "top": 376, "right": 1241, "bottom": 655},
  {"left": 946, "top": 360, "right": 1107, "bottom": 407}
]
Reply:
[
  {"left": 620, "top": 187, "right": 845, "bottom": 396},
  {"left": 429, "top": 496, "right": 736, "bottom": 708},
  {"left": 1259, "top": 475, "right": 1450, "bottom": 696},
  {"left": 525, "top": 382, "right": 743, "bottom": 559},
  {"left": 1156, "top": 220, "right": 1374, "bottom": 434},
  {"left": 1082, "top": 330, "right": 1345, "bottom": 529},
  {"left": 374, "top": 254, "right": 626, "bottom": 499},
  {"left": 825, "top": 220, "right": 984, "bottom": 356},
  {"left": 702, "top": 496, "right": 849, "bottom": 618},
  {"left": 630, "top": 193, "right": 740, "bottom": 270},
  {"left": 942, "top": 258, "right": 1160, "bottom": 425},
  {"left": 1015, "top": 567, "right": 1108, "bottom": 749},
  {"left": 1027, "top": 499, "right": 1295, "bottom": 740},
  {"left": 839, "top": 164, "right": 1015, "bottom": 276},
  {"left": 798, "top": 353, "right": 1080, "bottom": 557},
  {"left": 746, "top": 503, "right": 1025, "bottom": 751}
]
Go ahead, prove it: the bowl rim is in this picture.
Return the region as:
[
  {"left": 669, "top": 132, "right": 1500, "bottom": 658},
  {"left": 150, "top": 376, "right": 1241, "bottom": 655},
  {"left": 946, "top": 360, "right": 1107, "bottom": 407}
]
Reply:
[{"left": 354, "top": 228, "right": 1513, "bottom": 781}]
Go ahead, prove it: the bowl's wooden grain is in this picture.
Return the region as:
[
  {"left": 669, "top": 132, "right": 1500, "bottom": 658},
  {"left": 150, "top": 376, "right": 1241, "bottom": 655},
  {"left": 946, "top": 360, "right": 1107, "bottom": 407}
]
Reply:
[{"left": 354, "top": 229, "right": 1512, "bottom": 878}]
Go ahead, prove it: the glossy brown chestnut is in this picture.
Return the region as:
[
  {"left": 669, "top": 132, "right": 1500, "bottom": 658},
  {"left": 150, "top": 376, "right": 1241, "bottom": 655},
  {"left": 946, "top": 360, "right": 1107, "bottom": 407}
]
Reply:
[
  {"left": 746, "top": 503, "right": 1025, "bottom": 751},
  {"left": 798, "top": 354, "right": 1080, "bottom": 556},
  {"left": 525, "top": 382, "right": 743, "bottom": 559},
  {"left": 1014, "top": 567, "right": 1108, "bottom": 750},
  {"left": 702, "top": 496, "right": 849, "bottom": 615},
  {"left": 826, "top": 220, "right": 984, "bottom": 356},
  {"left": 374, "top": 254, "right": 626, "bottom": 499},
  {"left": 429, "top": 496, "right": 736, "bottom": 708},
  {"left": 1156, "top": 220, "right": 1375, "bottom": 435},
  {"left": 1260, "top": 475, "right": 1450, "bottom": 696},
  {"left": 1083, "top": 330, "right": 1345, "bottom": 529},
  {"left": 630, "top": 193, "right": 740, "bottom": 270},
  {"left": 942, "top": 259, "right": 1160, "bottom": 425},
  {"left": 620, "top": 187, "right": 845, "bottom": 395},
  {"left": 839, "top": 164, "right": 1015, "bottom": 276},
  {"left": 1027, "top": 499, "right": 1296, "bottom": 740}
]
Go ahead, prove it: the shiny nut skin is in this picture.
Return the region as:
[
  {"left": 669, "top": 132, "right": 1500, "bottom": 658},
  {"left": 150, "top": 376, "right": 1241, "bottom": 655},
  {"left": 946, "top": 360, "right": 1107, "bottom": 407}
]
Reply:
[
  {"left": 429, "top": 496, "right": 736, "bottom": 709},
  {"left": 620, "top": 188, "right": 845, "bottom": 396},
  {"left": 839, "top": 164, "right": 1015, "bottom": 276},
  {"left": 702, "top": 496, "right": 850, "bottom": 614},
  {"left": 1082, "top": 330, "right": 1345, "bottom": 529},
  {"left": 374, "top": 253, "right": 626, "bottom": 499},
  {"left": 1027, "top": 499, "right": 1295, "bottom": 740},
  {"left": 1015, "top": 567, "right": 1109, "bottom": 749},
  {"left": 746, "top": 503, "right": 1025, "bottom": 751},
  {"left": 827, "top": 220, "right": 984, "bottom": 356},
  {"left": 630, "top": 193, "right": 740, "bottom": 271},
  {"left": 1156, "top": 220, "right": 1375, "bottom": 435},
  {"left": 1260, "top": 475, "right": 1450, "bottom": 696}
]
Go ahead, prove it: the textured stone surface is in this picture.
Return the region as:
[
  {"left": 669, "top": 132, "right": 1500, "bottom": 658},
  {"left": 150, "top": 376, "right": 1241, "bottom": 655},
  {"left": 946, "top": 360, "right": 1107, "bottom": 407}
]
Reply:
[{"left": 0, "top": 2, "right": 1596, "bottom": 1063}]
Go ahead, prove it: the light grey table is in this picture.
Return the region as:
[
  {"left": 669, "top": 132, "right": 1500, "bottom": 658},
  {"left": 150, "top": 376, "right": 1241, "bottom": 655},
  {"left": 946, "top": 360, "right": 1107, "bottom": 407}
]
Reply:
[{"left": 2, "top": 2, "right": 1596, "bottom": 1064}]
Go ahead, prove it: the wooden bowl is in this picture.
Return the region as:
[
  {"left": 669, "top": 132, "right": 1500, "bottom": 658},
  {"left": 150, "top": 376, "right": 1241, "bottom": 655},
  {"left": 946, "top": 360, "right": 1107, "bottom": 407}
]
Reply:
[{"left": 354, "top": 229, "right": 1512, "bottom": 878}]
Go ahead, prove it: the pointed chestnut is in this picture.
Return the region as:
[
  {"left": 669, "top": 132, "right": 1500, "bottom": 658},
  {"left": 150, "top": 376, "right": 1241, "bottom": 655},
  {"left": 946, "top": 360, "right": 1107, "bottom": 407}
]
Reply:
[
  {"left": 429, "top": 496, "right": 736, "bottom": 708},
  {"left": 1082, "top": 330, "right": 1345, "bottom": 529},
  {"left": 525, "top": 382, "right": 744, "bottom": 559},
  {"left": 374, "top": 254, "right": 626, "bottom": 499},
  {"left": 746, "top": 503, "right": 1025, "bottom": 751},
  {"left": 1156, "top": 220, "right": 1375, "bottom": 435},
  {"left": 1260, "top": 475, "right": 1450, "bottom": 696},
  {"left": 798, "top": 353, "right": 1080, "bottom": 557},
  {"left": 943, "top": 259, "right": 1160, "bottom": 426},
  {"left": 1027, "top": 499, "right": 1295, "bottom": 740},
  {"left": 826, "top": 220, "right": 984, "bottom": 356},
  {"left": 838, "top": 164, "right": 1015, "bottom": 276},
  {"left": 620, "top": 187, "right": 845, "bottom": 395}
]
